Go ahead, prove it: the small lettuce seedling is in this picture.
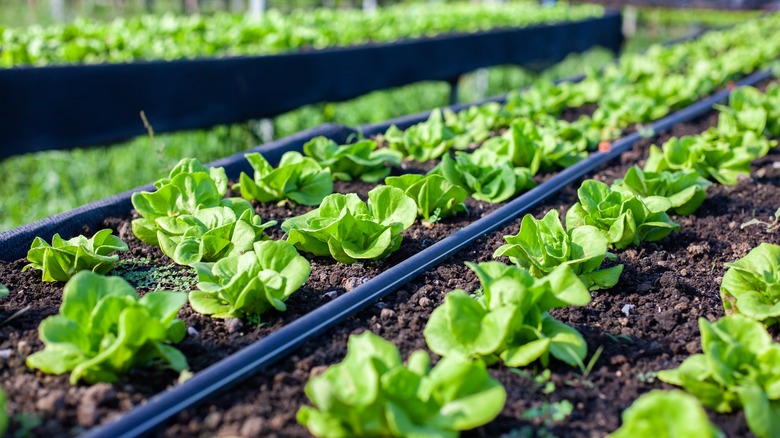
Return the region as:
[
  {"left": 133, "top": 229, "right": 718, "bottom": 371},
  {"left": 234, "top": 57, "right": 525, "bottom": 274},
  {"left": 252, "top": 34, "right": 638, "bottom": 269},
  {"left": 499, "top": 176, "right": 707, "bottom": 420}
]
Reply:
[
  {"left": 721, "top": 243, "right": 780, "bottom": 326},
  {"left": 383, "top": 109, "right": 460, "bottom": 162},
  {"left": 303, "top": 137, "right": 402, "bottom": 183},
  {"left": 565, "top": 180, "right": 679, "bottom": 249},
  {"left": 385, "top": 174, "right": 468, "bottom": 224},
  {"left": 611, "top": 166, "right": 712, "bottom": 216},
  {"left": 425, "top": 262, "right": 591, "bottom": 368},
  {"left": 281, "top": 186, "right": 416, "bottom": 264},
  {"left": 494, "top": 210, "right": 623, "bottom": 291},
  {"left": 0, "top": 284, "right": 8, "bottom": 299},
  {"left": 297, "top": 331, "right": 506, "bottom": 438},
  {"left": 156, "top": 205, "right": 276, "bottom": 266},
  {"left": 234, "top": 151, "right": 333, "bottom": 206},
  {"left": 26, "top": 271, "right": 188, "bottom": 385},
  {"left": 190, "top": 240, "right": 310, "bottom": 319},
  {"left": 643, "top": 136, "right": 753, "bottom": 186},
  {"left": 609, "top": 390, "right": 723, "bottom": 438},
  {"left": 131, "top": 158, "right": 236, "bottom": 245},
  {"left": 24, "top": 229, "right": 129, "bottom": 282},
  {"left": 433, "top": 150, "right": 535, "bottom": 204},
  {"left": 658, "top": 315, "right": 780, "bottom": 438}
]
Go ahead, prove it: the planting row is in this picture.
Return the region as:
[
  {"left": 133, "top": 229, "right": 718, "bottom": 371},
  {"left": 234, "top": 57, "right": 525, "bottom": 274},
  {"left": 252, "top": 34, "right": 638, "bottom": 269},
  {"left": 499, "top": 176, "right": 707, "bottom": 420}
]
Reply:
[
  {"left": 1, "top": 15, "right": 780, "bottom": 436},
  {"left": 161, "top": 79, "right": 780, "bottom": 437},
  {"left": 0, "top": 2, "right": 603, "bottom": 67}
]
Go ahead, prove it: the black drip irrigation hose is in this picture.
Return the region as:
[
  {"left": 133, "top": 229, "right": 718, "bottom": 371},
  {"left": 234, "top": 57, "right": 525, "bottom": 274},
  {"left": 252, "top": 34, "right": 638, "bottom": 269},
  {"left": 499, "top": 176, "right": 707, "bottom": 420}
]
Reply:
[{"left": 81, "top": 68, "right": 775, "bottom": 438}]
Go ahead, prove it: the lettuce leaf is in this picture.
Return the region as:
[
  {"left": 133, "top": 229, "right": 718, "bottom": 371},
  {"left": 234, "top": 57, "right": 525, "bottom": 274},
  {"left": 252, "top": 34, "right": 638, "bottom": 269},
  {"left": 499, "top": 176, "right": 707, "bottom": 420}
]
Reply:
[
  {"left": 235, "top": 151, "right": 333, "bottom": 206},
  {"left": 23, "top": 229, "right": 128, "bottom": 282}
]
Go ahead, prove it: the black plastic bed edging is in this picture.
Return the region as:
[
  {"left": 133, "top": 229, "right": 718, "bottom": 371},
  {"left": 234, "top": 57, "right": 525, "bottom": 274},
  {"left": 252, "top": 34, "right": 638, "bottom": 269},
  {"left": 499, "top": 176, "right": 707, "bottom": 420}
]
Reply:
[
  {"left": 0, "top": 11, "right": 622, "bottom": 160},
  {"left": 78, "top": 68, "right": 774, "bottom": 438}
]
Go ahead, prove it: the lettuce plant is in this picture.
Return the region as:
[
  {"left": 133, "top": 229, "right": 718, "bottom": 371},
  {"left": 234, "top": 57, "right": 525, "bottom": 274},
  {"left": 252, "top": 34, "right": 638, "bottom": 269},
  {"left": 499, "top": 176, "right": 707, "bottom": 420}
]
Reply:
[
  {"left": 433, "top": 150, "right": 535, "bottom": 203},
  {"left": 609, "top": 390, "right": 723, "bottom": 438},
  {"left": 131, "top": 158, "right": 235, "bottom": 245},
  {"left": 26, "top": 271, "right": 188, "bottom": 384},
  {"left": 0, "top": 284, "right": 8, "bottom": 299},
  {"left": 494, "top": 210, "right": 623, "bottom": 290},
  {"left": 643, "top": 136, "right": 754, "bottom": 186},
  {"left": 479, "top": 119, "right": 590, "bottom": 175},
  {"left": 190, "top": 240, "right": 310, "bottom": 319},
  {"left": 565, "top": 180, "right": 679, "bottom": 249},
  {"left": 235, "top": 151, "right": 333, "bottom": 206},
  {"left": 425, "top": 262, "right": 591, "bottom": 368},
  {"left": 383, "top": 109, "right": 460, "bottom": 162},
  {"left": 721, "top": 243, "right": 780, "bottom": 326},
  {"left": 156, "top": 205, "right": 276, "bottom": 266},
  {"left": 303, "top": 137, "right": 402, "bottom": 183},
  {"left": 297, "top": 331, "right": 506, "bottom": 438},
  {"left": 443, "top": 103, "right": 507, "bottom": 146},
  {"left": 24, "top": 229, "right": 129, "bottom": 282},
  {"left": 385, "top": 174, "right": 468, "bottom": 224},
  {"left": 658, "top": 315, "right": 780, "bottom": 438},
  {"left": 281, "top": 186, "right": 416, "bottom": 264},
  {"left": 611, "top": 166, "right": 712, "bottom": 216}
]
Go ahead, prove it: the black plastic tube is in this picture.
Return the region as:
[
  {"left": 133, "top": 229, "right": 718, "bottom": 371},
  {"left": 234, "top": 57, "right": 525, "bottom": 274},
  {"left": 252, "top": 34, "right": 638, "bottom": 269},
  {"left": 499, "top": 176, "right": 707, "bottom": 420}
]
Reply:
[{"left": 81, "top": 68, "right": 775, "bottom": 438}]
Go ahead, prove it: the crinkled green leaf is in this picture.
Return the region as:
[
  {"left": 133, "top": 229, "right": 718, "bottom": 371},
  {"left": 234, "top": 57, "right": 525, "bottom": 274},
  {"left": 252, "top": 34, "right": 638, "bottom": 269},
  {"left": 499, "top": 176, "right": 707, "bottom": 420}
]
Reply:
[
  {"left": 298, "top": 332, "right": 504, "bottom": 437},
  {"left": 383, "top": 109, "right": 457, "bottom": 162},
  {"left": 565, "top": 179, "right": 678, "bottom": 249},
  {"left": 494, "top": 209, "right": 622, "bottom": 290},
  {"left": 612, "top": 166, "right": 712, "bottom": 216},
  {"left": 190, "top": 240, "right": 310, "bottom": 319},
  {"left": 303, "top": 136, "right": 402, "bottom": 183},
  {"left": 721, "top": 243, "right": 780, "bottom": 326},
  {"left": 234, "top": 151, "right": 333, "bottom": 206},
  {"left": 26, "top": 271, "right": 188, "bottom": 384},
  {"left": 433, "top": 151, "right": 535, "bottom": 204},
  {"left": 609, "top": 390, "right": 723, "bottom": 438},
  {"left": 658, "top": 315, "right": 780, "bottom": 438},
  {"left": 385, "top": 174, "right": 468, "bottom": 223},
  {"left": 156, "top": 206, "right": 276, "bottom": 266},
  {"left": 424, "top": 262, "right": 589, "bottom": 368},
  {"left": 282, "top": 186, "right": 415, "bottom": 264},
  {"left": 23, "top": 229, "right": 128, "bottom": 282}
]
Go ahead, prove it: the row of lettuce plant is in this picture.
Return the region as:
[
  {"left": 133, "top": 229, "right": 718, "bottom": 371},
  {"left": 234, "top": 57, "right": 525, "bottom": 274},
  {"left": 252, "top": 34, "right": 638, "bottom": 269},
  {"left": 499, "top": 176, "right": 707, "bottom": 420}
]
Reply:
[
  {"left": 11, "top": 15, "right": 780, "bottom": 393},
  {"left": 607, "top": 84, "right": 780, "bottom": 437},
  {"left": 295, "top": 82, "right": 780, "bottom": 437},
  {"left": 0, "top": 2, "right": 603, "bottom": 68}
]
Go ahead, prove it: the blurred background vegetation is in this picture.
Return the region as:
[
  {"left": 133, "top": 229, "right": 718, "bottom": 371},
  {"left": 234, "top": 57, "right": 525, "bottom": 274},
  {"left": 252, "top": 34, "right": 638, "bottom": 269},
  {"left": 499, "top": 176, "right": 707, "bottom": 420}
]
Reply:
[{"left": 0, "top": 0, "right": 759, "bottom": 231}]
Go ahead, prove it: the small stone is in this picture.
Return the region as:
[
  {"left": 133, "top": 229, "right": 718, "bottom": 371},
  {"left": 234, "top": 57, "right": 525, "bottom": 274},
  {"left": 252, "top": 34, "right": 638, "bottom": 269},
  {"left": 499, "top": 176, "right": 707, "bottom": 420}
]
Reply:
[
  {"left": 680, "top": 269, "right": 688, "bottom": 277},
  {"left": 240, "top": 417, "right": 266, "bottom": 436},
  {"left": 310, "top": 365, "right": 329, "bottom": 378},
  {"left": 77, "top": 402, "right": 99, "bottom": 427},
  {"left": 620, "top": 304, "right": 635, "bottom": 317},
  {"left": 36, "top": 390, "right": 66, "bottom": 413},
  {"left": 322, "top": 290, "right": 339, "bottom": 300},
  {"left": 83, "top": 383, "right": 115, "bottom": 405},
  {"left": 343, "top": 277, "right": 367, "bottom": 291},
  {"left": 0, "top": 349, "right": 11, "bottom": 359},
  {"left": 268, "top": 415, "right": 286, "bottom": 430},
  {"left": 203, "top": 412, "right": 222, "bottom": 430},
  {"left": 380, "top": 308, "right": 396, "bottom": 320},
  {"left": 224, "top": 318, "right": 244, "bottom": 334},
  {"left": 418, "top": 297, "right": 433, "bottom": 308},
  {"left": 187, "top": 327, "right": 200, "bottom": 337}
]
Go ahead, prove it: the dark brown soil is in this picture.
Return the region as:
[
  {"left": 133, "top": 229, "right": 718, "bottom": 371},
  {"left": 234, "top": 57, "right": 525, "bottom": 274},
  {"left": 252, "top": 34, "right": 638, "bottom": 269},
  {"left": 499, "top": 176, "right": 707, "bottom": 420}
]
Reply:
[{"left": 157, "top": 98, "right": 780, "bottom": 437}]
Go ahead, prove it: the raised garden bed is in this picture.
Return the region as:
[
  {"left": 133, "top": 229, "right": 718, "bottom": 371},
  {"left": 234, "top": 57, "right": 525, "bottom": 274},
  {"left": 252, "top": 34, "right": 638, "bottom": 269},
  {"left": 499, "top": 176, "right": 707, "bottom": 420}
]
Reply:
[
  {"left": 159, "top": 78, "right": 780, "bottom": 438},
  {"left": 1, "top": 15, "right": 780, "bottom": 438}
]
